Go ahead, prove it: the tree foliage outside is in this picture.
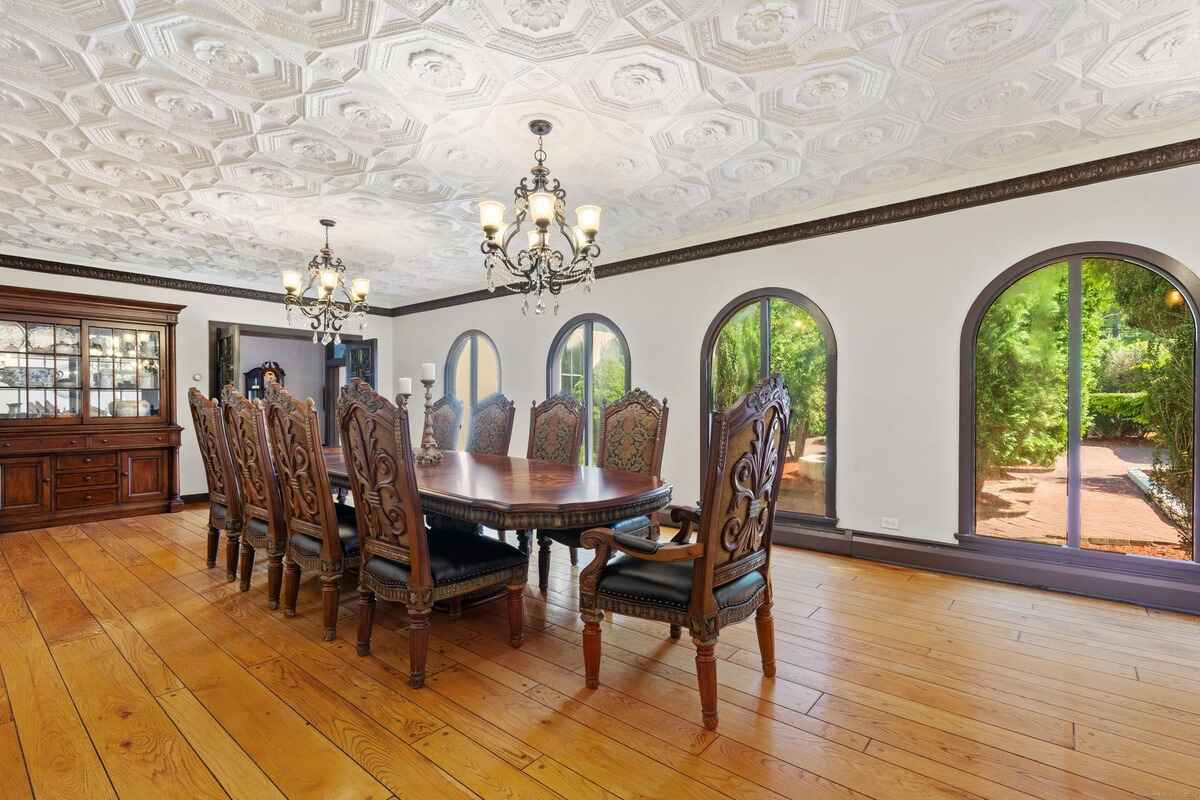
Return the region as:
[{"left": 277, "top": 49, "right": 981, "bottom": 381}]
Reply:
[
  {"left": 557, "top": 323, "right": 628, "bottom": 465},
  {"left": 974, "top": 257, "right": 1194, "bottom": 553}
]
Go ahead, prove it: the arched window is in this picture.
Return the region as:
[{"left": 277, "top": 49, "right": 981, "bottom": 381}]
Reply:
[
  {"left": 961, "top": 243, "right": 1198, "bottom": 563},
  {"left": 701, "top": 289, "right": 836, "bottom": 524},
  {"left": 444, "top": 330, "right": 500, "bottom": 450},
  {"left": 547, "top": 314, "right": 630, "bottom": 465}
]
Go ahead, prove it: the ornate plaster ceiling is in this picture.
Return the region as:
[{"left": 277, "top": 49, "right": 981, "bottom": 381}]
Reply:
[{"left": 0, "top": 0, "right": 1198, "bottom": 306}]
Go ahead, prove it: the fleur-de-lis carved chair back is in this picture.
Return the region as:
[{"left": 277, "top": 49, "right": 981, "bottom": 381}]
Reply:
[
  {"left": 336, "top": 378, "right": 430, "bottom": 588},
  {"left": 466, "top": 392, "right": 516, "bottom": 456},
  {"left": 429, "top": 395, "right": 463, "bottom": 451},
  {"left": 222, "top": 384, "right": 287, "bottom": 602},
  {"left": 526, "top": 392, "right": 584, "bottom": 465},
  {"left": 695, "top": 373, "right": 790, "bottom": 594},
  {"left": 264, "top": 381, "right": 339, "bottom": 549},
  {"left": 188, "top": 387, "right": 242, "bottom": 578},
  {"left": 597, "top": 388, "right": 669, "bottom": 477}
]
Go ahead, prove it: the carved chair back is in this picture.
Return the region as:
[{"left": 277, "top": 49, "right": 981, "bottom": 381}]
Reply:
[
  {"left": 221, "top": 385, "right": 286, "bottom": 553},
  {"left": 527, "top": 392, "right": 585, "bottom": 465},
  {"left": 430, "top": 395, "right": 463, "bottom": 450},
  {"left": 337, "top": 379, "right": 431, "bottom": 587},
  {"left": 187, "top": 387, "right": 241, "bottom": 520},
  {"left": 264, "top": 382, "right": 343, "bottom": 560},
  {"left": 466, "top": 392, "right": 516, "bottom": 455},
  {"left": 691, "top": 374, "right": 790, "bottom": 616},
  {"left": 597, "top": 388, "right": 668, "bottom": 477}
]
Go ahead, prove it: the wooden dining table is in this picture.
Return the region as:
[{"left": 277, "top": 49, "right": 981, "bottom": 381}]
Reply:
[{"left": 322, "top": 447, "right": 673, "bottom": 535}]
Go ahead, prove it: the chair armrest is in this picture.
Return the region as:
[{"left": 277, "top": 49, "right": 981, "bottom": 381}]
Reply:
[
  {"left": 580, "top": 527, "right": 703, "bottom": 562},
  {"left": 669, "top": 504, "right": 703, "bottom": 544}
]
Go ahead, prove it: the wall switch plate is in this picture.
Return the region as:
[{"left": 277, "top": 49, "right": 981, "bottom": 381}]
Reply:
[{"left": 881, "top": 516, "right": 900, "bottom": 531}]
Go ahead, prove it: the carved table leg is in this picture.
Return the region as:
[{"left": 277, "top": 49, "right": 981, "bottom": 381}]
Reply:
[
  {"left": 206, "top": 527, "right": 219, "bottom": 569},
  {"left": 537, "top": 534, "right": 552, "bottom": 594},
  {"left": 447, "top": 597, "right": 463, "bottom": 619},
  {"left": 569, "top": 546, "right": 578, "bottom": 566},
  {"left": 516, "top": 530, "right": 530, "bottom": 555},
  {"left": 669, "top": 624, "right": 682, "bottom": 640}
]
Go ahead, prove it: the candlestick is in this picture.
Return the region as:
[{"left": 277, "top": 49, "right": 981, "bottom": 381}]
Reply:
[
  {"left": 420, "top": 362, "right": 436, "bottom": 382},
  {"left": 415, "top": 376, "right": 442, "bottom": 465}
]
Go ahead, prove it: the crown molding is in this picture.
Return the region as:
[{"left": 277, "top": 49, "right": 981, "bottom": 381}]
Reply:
[{"left": 1, "top": 137, "right": 1197, "bottom": 319}]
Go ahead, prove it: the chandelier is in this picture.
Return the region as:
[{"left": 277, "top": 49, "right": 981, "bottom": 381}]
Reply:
[
  {"left": 281, "top": 218, "right": 369, "bottom": 345},
  {"left": 478, "top": 120, "right": 602, "bottom": 315}
]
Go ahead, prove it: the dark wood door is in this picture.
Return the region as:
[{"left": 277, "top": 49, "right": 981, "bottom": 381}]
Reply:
[
  {"left": 0, "top": 456, "right": 51, "bottom": 518},
  {"left": 120, "top": 449, "right": 168, "bottom": 503}
]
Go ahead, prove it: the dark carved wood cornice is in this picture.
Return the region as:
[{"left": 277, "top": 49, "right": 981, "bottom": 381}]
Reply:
[{"left": 2, "top": 137, "right": 1197, "bottom": 318}]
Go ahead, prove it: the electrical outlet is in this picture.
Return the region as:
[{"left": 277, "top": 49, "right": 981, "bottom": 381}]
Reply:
[{"left": 880, "top": 516, "right": 900, "bottom": 531}]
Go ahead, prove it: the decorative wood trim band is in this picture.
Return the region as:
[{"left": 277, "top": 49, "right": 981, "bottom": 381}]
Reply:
[
  {"left": 3, "top": 138, "right": 1197, "bottom": 319},
  {"left": 390, "top": 137, "right": 1200, "bottom": 317}
]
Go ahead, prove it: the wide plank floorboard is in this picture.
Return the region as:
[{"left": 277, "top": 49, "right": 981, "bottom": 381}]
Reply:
[{"left": 2, "top": 506, "right": 1199, "bottom": 799}]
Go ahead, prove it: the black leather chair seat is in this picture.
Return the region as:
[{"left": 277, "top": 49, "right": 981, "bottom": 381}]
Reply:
[
  {"left": 211, "top": 502, "right": 227, "bottom": 524},
  {"left": 426, "top": 512, "right": 483, "bottom": 537},
  {"left": 289, "top": 505, "right": 359, "bottom": 557},
  {"left": 597, "top": 555, "right": 765, "bottom": 611},
  {"left": 363, "top": 528, "right": 527, "bottom": 588},
  {"left": 541, "top": 515, "right": 653, "bottom": 547},
  {"left": 246, "top": 517, "right": 268, "bottom": 538}
]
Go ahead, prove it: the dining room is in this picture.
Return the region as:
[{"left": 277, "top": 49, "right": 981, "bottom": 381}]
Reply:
[{"left": 1, "top": 1, "right": 1200, "bottom": 798}]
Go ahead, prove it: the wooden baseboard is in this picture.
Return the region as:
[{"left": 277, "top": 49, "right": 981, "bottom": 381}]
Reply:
[
  {"left": 774, "top": 522, "right": 1200, "bottom": 615},
  {"left": 181, "top": 492, "right": 210, "bottom": 504}
]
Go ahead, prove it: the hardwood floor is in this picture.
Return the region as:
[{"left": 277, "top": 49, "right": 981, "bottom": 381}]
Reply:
[{"left": 3, "top": 507, "right": 1200, "bottom": 799}]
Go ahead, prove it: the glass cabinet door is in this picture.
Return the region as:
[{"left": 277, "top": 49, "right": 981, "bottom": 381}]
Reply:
[
  {"left": 0, "top": 318, "right": 82, "bottom": 420},
  {"left": 86, "top": 322, "right": 163, "bottom": 420}
]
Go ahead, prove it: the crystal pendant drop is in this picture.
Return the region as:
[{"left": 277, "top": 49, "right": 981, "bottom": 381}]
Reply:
[
  {"left": 312, "top": 331, "right": 319, "bottom": 343},
  {"left": 321, "top": 331, "right": 332, "bottom": 345},
  {"left": 334, "top": 333, "right": 341, "bottom": 345}
]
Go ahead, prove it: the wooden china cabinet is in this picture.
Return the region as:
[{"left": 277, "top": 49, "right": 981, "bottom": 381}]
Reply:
[{"left": 0, "top": 286, "right": 184, "bottom": 533}]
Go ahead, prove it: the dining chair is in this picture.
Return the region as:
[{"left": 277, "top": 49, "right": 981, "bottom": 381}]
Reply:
[
  {"left": 428, "top": 392, "right": 517, "bottom": 543},
  {"left": 536, "top": 388, "right": 668, "bottom": 592},
  {"left": 187, "top": 388, "right": 243, "bottom": 581},
  {"left": 222, "top": 384, "right": 288, "bottom": 605},
  {"left": 578, "top": 375, "right": 790, "bottom": 731},
  {"left": 517, "top": 392, "right": 585, "bottom": 553},
  {"left": 429, "top": 395, "right": 463, "bottom": 451},
  {"left": 337, "top": 378, "right": 529, "bottom": 688},
  {"left": 264, "top": 381, "right": 361, "bottom": 640}
]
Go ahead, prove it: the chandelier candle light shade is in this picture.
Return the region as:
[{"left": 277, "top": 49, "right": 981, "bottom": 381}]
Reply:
[
  {"left": 478, "top": 120, "right": 602, "bottom": 315},
  {"left": 282, "top": 218, "right": 369, "bottom": 345}
]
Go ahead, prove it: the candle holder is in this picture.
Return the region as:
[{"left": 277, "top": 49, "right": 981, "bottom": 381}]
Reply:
[{"left": 415, "top": 376, "right": 442, "bottom": 465}]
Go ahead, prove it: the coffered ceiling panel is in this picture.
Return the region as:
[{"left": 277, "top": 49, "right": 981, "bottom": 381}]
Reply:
[{"left": 0, "top": 0, "right": 1197, "bottom": 306}]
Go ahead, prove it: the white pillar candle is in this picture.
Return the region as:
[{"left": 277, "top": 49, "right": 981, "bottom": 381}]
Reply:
[
  {"left": 421, "top": 362, "right": 436, "bottom": 382},
  {"left": 397, "top": 377, "right": 412, "bottom": 395}
]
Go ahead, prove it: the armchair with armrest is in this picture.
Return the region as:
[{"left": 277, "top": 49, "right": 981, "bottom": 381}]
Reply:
[{"left": 578, "top": 374, "right": 789, "bottom": 730}]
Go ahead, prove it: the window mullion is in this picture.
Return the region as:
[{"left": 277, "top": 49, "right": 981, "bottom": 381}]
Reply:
[
  {"left": 1067, "top": 257, "right": 1082, "bottom": 549},
  {"left": 584, "top": 321, "right": 594, "bottom": 464},
  {"left": 759, "top": 299, "right": 770, "bottom": 379}
]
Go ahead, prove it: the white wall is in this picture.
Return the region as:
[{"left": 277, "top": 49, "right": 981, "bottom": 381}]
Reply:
[
  {"left": 390, "top": 164, "right": 1200, "bottom": 545},
  {"left": 0, "top": 266, "right": 393, "bottom": 496}
]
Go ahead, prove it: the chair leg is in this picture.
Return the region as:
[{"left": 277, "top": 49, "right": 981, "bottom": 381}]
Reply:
[
  {"left": 282, "top": 560, "right": 301, "bottom": 617},
  {"left": 447, "top": 597, "right": 463, "bottom": 619},
  {"left": 506, "top": 582, "right": 524, "bottom": 648},
  {"left": 756, "top": 603, "right": 776, "bottom": 678},
  {"left": 206, "top": 527, "right": 219, "bottom": 569},
  {"left": 582, "top": 609, "right": 603, "bottom": 689},
  {"left": 537, "top": 534, "right": 551, "bottom": 594},
  {"left": 516, "top": 530, "right": 530, "bottom": 555},
  {"left": 407, "top": 605, "right": 432, "bottom": 688},
  {"left": 498, "top": 528, "right": 507, "bottom": 543},
  {"left": 356, "top": 590, "right": 375, "bottom": 656},
  {"left": 694, "top": 635, "right": 719, "bottom": 730},
  {"left": 238, "top": 540, "right": 255, "bottom": 593},
  {"left": 224, "top": 531, "right": 240, "bottom": 582},
  {"left": 669, "top": 624, "right": 682, "bottom": 640},
  {"left": 320, "top": 572, "right": 341, "bottom": 641},
  {"left": 569, "top": 546, "right": 578, "bottom": 566},
  {"left": 266, "top": 553, "right": 283, "bottom": 610}
]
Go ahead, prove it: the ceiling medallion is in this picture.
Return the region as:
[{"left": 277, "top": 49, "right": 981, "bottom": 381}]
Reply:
[
  {"left": 477, "top": 119, "right": 602, "bottom": 315},
  {"left": 281, "top": 218, "right": 370, "bottom": 344}
]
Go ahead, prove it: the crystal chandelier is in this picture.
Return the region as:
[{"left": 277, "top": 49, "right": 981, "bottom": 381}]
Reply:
[
  {"left": 478, "top": 120, "right": 602, "bottom": 315},
  {"left": 281, "top": 218, "right": 369, "bottom": 345}
]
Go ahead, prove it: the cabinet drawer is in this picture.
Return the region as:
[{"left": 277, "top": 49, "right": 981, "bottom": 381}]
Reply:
[
  {"left": 87, "top": 431, "right": 178, "bottom": 450},
  {"left": 0, "top": 434, "right": 87, "bottom": 454},
  {"left": 57, "top": 453, "right": 117, "bottom": 471},
  {"left": 56, "top": 487, "right": 118, "bottom": 510},
  {"left": 57, "top": 470, "right": 117, "bottom": 490}
]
